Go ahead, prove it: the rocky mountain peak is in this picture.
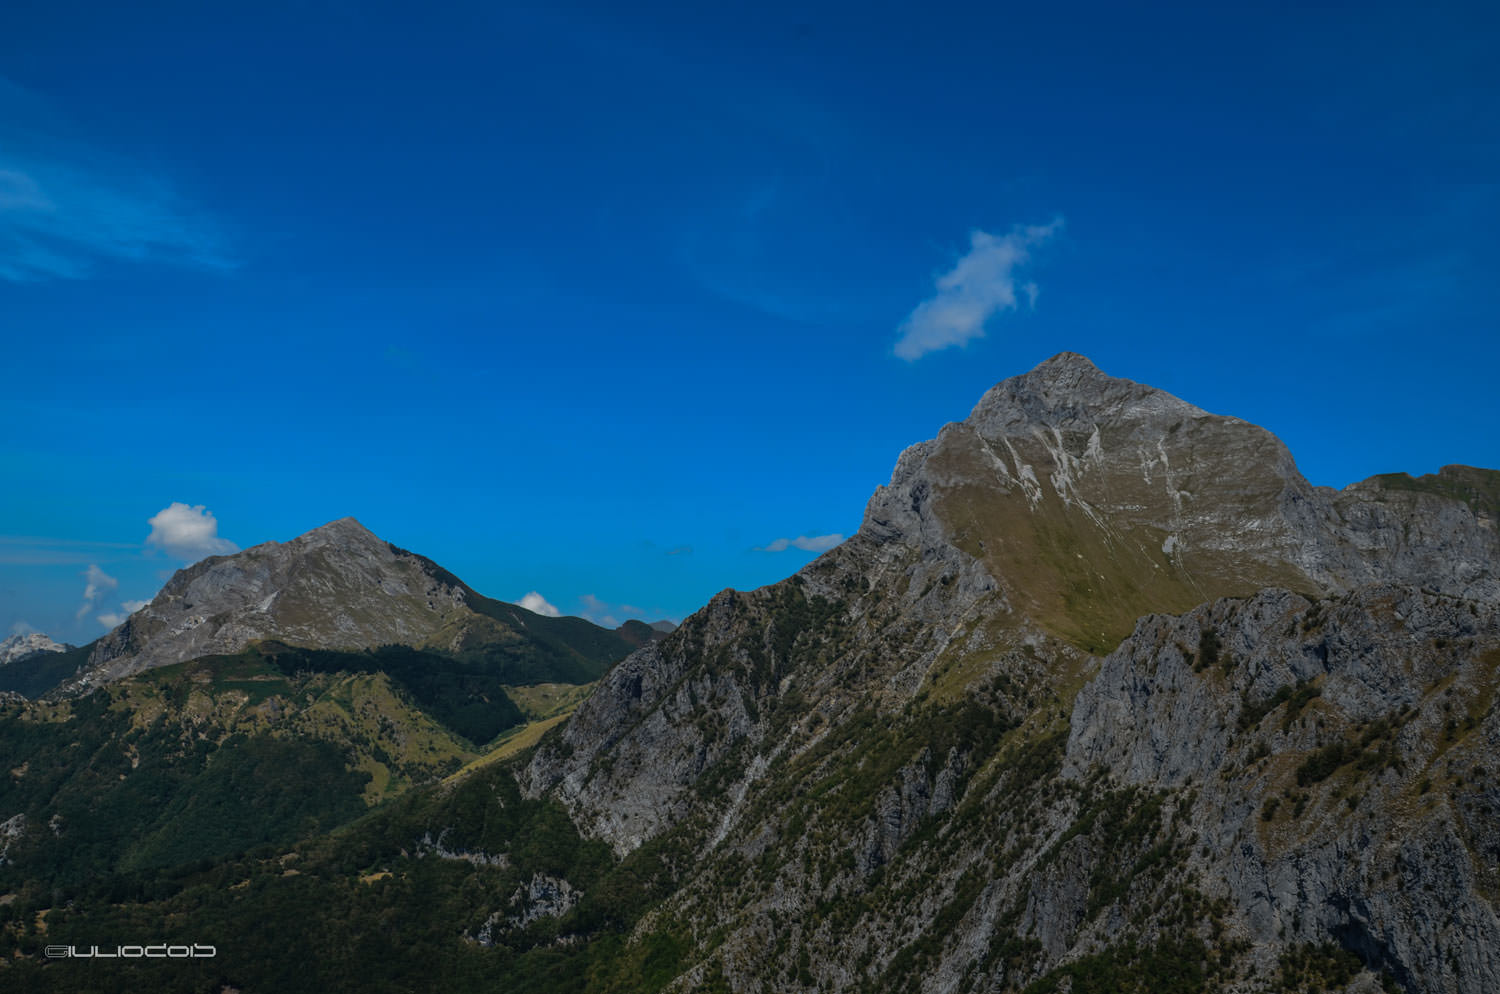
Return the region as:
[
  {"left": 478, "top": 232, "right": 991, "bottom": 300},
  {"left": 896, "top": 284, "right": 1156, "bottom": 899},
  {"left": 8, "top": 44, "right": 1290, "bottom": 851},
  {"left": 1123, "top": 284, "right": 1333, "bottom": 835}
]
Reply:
[
  {"left": 296, "top": 515, "right": 381, "bottom": 547},
  {"left": 968, "top": 351, "right": 1208, "bottom": 434},
  {"left": 0, "top": 632, "right": 69, "bottom": 667},
  {"left": 69, "top": 519, "right": 489, "bottom": 690},
  {"left": 857, "top": 354, "right": 1498, "bottom": 651}
]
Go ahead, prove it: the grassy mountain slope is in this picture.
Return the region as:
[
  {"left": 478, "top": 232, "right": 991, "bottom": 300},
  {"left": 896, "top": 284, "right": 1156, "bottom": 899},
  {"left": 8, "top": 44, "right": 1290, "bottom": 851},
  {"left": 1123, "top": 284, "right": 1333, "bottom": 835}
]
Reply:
[
  {"left": 0, "top": 641, "right": 542, "bottom": 897},
  {"left": 401, "top": 548, "right": 635, "bottom": 685}
]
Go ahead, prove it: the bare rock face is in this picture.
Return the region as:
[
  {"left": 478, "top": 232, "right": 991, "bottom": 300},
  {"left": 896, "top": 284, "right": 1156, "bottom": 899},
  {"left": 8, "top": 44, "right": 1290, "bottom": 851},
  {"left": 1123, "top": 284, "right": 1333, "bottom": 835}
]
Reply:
[
  {"left": 69, "top": 518, "right": 508, "bottom": 691},
  {"left": 521, "top": 353, "right": 1499, "bottom": 994},
  {"left": 1066, "top": 586, "right": 1500, "bottom": 994},
  {"left": 1334, "top": 466, "right": 1500, "bottom": 603},
  {"left": 0, "top": 633, "right": 68, "bottom": 666}
]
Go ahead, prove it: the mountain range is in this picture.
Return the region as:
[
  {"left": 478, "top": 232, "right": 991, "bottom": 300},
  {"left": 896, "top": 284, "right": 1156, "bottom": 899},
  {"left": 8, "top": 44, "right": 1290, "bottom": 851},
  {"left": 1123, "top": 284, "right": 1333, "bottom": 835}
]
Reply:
[{"left": 0, "top": 352, "right": 1495, "bottom": 994}]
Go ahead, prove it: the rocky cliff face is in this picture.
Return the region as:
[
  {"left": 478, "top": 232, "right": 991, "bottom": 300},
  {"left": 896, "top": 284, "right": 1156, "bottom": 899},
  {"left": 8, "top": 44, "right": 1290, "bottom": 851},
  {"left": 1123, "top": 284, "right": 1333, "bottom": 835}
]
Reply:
[
  {"left": 519, "top": 353, "right": 1498, "bottom": 994},
  {"left": 1333, "top": 466, "right": 1500, "bottom": 603},
  {"left": 1065, "top": 585, "right": 1500, "bottom": 993}
]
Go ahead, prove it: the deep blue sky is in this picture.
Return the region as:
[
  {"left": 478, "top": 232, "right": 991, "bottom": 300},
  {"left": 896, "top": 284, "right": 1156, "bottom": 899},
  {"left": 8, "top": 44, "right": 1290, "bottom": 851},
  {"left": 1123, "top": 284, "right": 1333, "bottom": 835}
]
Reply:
[{"left": 3, "top": 0, "right": 1497, "bottom": 644}]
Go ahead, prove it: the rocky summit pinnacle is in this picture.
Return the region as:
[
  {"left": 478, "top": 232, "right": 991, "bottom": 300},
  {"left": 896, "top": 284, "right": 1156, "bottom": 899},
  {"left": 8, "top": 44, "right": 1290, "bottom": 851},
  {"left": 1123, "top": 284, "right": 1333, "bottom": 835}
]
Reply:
[
  {"left": 971, "top": 350, "right": 1207, "bottom": 431},
  {"left": 299, "top": 515, "right": 380, "bottom": 544}
]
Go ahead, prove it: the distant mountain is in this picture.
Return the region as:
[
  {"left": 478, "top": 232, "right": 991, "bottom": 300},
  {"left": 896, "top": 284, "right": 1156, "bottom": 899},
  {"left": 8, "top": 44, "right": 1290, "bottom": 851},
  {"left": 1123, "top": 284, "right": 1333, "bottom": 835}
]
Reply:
[
  {"left": 0, "top": 632, "right": 68, "bottom": 666},
  {"left": 0, "top": 633, "right": 83, "bottom": 699},
  {"left": 615, "top": 619, "right": 673, "bottom": 648},
  {"left": 61, "top": 517, "right": 638, "bottom": 696}
]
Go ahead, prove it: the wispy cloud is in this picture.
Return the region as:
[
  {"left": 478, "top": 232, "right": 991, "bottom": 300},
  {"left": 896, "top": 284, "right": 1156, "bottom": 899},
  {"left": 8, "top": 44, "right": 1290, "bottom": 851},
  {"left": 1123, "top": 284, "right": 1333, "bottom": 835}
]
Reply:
[
  {"left": 516, "top": 591, "right": 561, "bottom": 617},
  {"left": 146, "top": 503, "right": 238, "bottom": 562},
  {"left": 578, "top": 593, "right": 647, "bottom": 629},
  {"left": 895, "top": 219, "right": 1063, "bottom": 361},
  {"left": 757, "top": 533, "right": 844, "bottom": 553},
  {"left": 0, "top": 535, "right": 139, "bottom": 566},
  {"left": 76, "top": 563, "right": 118, "bottom": 620},
  {"left": 9, "top": 620, "right": 38, "bottom": 637},
  {"left": 0, "top": 78, "right": 233, "bottom": 281}
]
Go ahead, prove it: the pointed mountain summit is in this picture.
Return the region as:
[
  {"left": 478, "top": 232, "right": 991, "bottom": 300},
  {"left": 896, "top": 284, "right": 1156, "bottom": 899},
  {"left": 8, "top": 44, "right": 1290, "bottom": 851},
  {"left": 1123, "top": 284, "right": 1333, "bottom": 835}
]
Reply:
[
  {"left": 864, "top": 351, "right": 1496, "bottom": 649},
  {"left": 67, "top": 518, "right": 637, "bottom": 694}
]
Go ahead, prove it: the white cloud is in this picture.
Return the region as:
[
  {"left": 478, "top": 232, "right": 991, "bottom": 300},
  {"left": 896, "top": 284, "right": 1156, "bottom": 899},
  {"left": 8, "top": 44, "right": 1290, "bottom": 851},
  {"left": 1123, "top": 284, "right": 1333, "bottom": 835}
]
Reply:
[
  {"left": 146, "top": 503, "right": 238, "bottom": 562},
  {"left": 516, "top": 591, "right": 561, "bottom": 617},
  {"left": 9, "top": 620, "right": 37, "bottom": 636},
  {"left": 894, "top": 219, "right": 1063, "bottom": 361},
  {"left": 94, "top": 595, "right": 151, "bottom": 630},
  {"left": 757, "top": 533, "right": 844, "bottom": 553},
  {"left": 0, "top": 535, "right": 140, "bottom": 565},
  {"left": 578, "top": 594, "right": 618, "bottom": 628},
  {"left": 574, "top": 594, "right": 660, "bottom": 629},
  {"left": 76, "top": 563, "right": 118, "bottom": 619},
  {"left": 579, "top": 593, "right": 652, "bottom": 628}
]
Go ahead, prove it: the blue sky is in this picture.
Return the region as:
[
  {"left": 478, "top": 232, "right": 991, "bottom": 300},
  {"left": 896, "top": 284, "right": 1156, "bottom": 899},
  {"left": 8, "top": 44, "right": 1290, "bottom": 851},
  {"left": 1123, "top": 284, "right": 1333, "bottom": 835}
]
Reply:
[{"left": 2, "top": 0, "right": 1497, "bottom": 644}]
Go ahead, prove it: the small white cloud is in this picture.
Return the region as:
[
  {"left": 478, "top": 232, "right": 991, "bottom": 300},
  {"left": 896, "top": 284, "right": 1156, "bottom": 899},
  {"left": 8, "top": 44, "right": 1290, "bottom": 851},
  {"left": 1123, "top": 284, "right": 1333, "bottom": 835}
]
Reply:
[
  {"left": 9, "top": 620, "right": 37, "bottom": 636},
  {"left": 894, "top": 218, "right": 1063, "bottom": 361},
  {"left": 516, "top": 591, "right": 561, "bottom": 617},
  {"left": 83, "top": 563, "right": 117, "bottom": 598},
  {"left": 145, "top": 503, "right": 238, "bottom": 562},
  {"left": 96, "top": 612, "right": 125, "bottom": 628},
  {"left": 579, "top": 594, "right": 615, "bottom": 627},
  {"left": 122, "top": 599, "right": 150, "bottom": 614},
  {"left": 576, "top": 594, "right": 666, "bottom": 629},
  {"left": 757, "top": 533, "right": 844, "bottom": 553},
  {"left": 76, "top": 563, "right": 118, "bottom": 619}
]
